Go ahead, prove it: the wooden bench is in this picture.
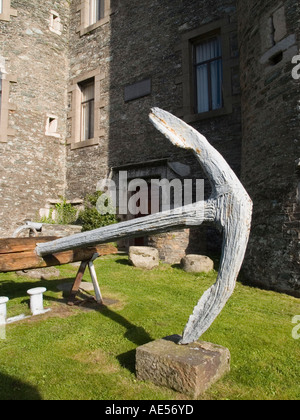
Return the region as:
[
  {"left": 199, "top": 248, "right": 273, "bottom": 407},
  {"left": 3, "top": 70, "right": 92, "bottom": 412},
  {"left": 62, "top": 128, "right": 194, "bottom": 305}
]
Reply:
[{"left": 0, "top": 237, "right": 117, "bottom": 305}]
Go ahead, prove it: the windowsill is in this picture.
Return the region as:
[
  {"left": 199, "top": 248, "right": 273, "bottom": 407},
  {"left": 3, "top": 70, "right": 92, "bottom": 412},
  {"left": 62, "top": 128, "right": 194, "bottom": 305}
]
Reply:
[
  {"left": 0, "top": 6, "right": 18, "bottom": 22},
  {"left": 45, "top": 132, "right": 61, "bottom": 138},
  {"left": 49, "top": 27, "right": 62, "bottom": 36},
  {"left": 70, "top": 137, "right": 99, "bottom": 150},
  {"left": 0, "top": 13, "right": 9, "bottom": 21},
  {"left": 78, "top": 15, "right": 110, "bottom": 36},
  {"left": 182, "top": 104, "right": 233, "bottom": 123}
]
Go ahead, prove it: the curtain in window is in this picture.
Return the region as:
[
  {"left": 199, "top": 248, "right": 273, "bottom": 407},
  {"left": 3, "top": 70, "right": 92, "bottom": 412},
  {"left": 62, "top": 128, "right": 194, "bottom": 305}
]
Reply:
[
  {"left": 195, "top": 36, "right": 223, "bottom": 113},
  {"left": 81, "top": 82, "right": 95, "bottom": 141},
  {"left": 0, "top": 0, "right": 2, "bottom": 15},
  {"left": 89, "top": 0, "right": 104, "bottom": 25}
]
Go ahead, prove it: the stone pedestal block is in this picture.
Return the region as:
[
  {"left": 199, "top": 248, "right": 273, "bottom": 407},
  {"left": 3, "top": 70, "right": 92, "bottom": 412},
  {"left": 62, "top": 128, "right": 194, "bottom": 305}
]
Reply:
[
  {"left": 129, "top": 246, "right": 159, "bottom": 270},
  {"left": 181, "top": 254, "right": 214, "bottom": 273},
  {"left": 136, "top": 335, "right": 230, "bottom": 397}
]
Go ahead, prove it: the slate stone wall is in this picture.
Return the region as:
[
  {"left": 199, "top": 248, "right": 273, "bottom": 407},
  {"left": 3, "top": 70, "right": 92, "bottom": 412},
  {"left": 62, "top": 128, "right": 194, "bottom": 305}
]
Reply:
[
  {"left": 66, "top": 0, "right": 241, "bottom": 262},
  {"left": 237, "top": 0, "right": 300, "bottom": 296},
  {"left": 0, "top": 0, "right": 69, "bottom": 237},
  {"left": 1, "top": 0, "right": 298, "bottom": 295}
]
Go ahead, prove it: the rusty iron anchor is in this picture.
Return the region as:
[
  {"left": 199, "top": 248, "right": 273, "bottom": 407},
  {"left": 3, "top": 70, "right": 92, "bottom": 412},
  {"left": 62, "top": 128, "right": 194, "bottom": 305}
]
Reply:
[{"left": 36, "top": 108, "right": 253, "bottom": 344}]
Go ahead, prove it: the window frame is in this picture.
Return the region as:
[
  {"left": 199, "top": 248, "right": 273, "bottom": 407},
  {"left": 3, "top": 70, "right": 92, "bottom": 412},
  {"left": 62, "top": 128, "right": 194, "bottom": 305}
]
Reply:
[
  {"left": 49, "top": 10, "right": 62, "bottom": 36},
  {"left": 76, "top": 0, "right": 111, "bottom": 37},
  {"left": 0, "top": 71, "right": 17, "bottom": 143},
  {"left": 67, "top": 69, "right": 105, "bottom": 150},
  {"left": 89, "top": 0, "right": 105, "bottom": 26},
  {"left": 178, "top": 19, "right": 239, "bottom": 123},
  {"left": 80, "top": 79, "right": 95, "bottom": 142},
  {"left": 45, "top": 115, "right": 60, "bottom": 138},
  {"left": 193, "top": 33, "right": 223, "bottom": 114},
  {"left": 0, "top": 0, "right": 17, "bottom": 22}
]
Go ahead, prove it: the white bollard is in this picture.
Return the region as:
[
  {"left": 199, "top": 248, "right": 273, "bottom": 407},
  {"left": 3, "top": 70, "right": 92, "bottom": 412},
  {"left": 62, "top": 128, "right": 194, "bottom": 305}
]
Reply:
[
  {"left": 27, "top": 287, "right": 50, "bottom": 316},
  {"left": 0, "top": 297, "right": 9, "bottom": 325}
]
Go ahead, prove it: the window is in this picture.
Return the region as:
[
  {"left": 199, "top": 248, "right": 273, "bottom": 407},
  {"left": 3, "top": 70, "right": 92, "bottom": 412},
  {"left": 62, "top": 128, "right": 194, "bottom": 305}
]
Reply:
[
  {"left": 77, "top": 0, "right": 110, "bottom": 36},
  {"left": 178, "top": 19, "right": 238, "bottom": 122},
  {"left": 89, "top": 0, "right": 104, "bottom": 26},
  {"left": 49, "top": 10, "right": 62, "bottom": 35},
  {"left": 0, "top": 0, "right": 17, "bottom": 21},
  {"left": 259, "top": 6, "right": 295, "bottom": 68},
  {"left": 80, "top": 80, "right": 95, "bottom": 141},
  {"left": 0, "top": 68, "right": 17, "bottom": 143},
  {"left": 45, "top": 115, "right": 60, "bottom": 138},
  {"left": 67, "top": 69, "right": 106, "bottom": 149},
  {"left": 194, "top": 35, "right": 223, "bottom": 114}
]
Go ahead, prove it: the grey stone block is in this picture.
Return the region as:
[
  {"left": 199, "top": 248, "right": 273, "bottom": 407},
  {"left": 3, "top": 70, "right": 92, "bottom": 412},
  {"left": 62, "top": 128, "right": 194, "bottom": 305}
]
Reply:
[
  {"left": 129, "top": 246, "right": 159, "bottom": 270},
  {"left": 181, "top": 254, "right": 214, "bottom": 273},
  {"left": 136, "top": 335, "right": 230, "bottom": 397}
]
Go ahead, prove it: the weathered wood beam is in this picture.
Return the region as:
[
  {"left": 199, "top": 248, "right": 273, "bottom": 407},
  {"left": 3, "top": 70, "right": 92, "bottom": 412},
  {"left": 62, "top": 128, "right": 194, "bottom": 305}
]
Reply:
[{"left": 0, "top": 238, "right": 117, "bottom": 272}]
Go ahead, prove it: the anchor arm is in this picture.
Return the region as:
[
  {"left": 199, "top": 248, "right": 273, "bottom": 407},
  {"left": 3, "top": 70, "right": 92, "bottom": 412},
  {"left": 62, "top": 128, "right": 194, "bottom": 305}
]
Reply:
[
  {"left": 149, "top": 108, "right": 252, "bottom": 343},
  {"left": 36, "top": 200, "right": 216, "bottom": 257},
  {"left": 180, "top": 192, "right": 252, "bottom": 343}
]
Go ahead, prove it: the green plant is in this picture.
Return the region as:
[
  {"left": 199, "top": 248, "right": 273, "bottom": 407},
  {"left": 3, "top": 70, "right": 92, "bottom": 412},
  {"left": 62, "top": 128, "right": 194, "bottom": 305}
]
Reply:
[
  {"left": 54, "top": 197, "right": 77, "bottom": 225},
  {"left": 36, "top": 198, "right": 77, "bottom": 225},
  {"left": 37, "top": 209, "right": 56, "bottom": 224},
  {"left": 76, "top": 191, "right": 117, "bottom": 231}
]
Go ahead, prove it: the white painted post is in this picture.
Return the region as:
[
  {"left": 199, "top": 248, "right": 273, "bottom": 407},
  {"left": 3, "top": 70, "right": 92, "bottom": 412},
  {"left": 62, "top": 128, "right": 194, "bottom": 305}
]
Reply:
[
  {"left": 88, "top": 261, "right": 103, "bottom": 304},
  {"left": 0, "top": 297, "right": 9, "bottom": 325},
  {"left": 27, "top": 287, "right": 50, "bottom": 315}
]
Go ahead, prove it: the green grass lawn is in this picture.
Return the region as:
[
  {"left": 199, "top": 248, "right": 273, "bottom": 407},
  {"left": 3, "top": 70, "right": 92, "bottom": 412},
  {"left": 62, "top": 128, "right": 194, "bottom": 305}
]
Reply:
[{"left": 0, "top": 254, "right": 299, "bottom": 400}]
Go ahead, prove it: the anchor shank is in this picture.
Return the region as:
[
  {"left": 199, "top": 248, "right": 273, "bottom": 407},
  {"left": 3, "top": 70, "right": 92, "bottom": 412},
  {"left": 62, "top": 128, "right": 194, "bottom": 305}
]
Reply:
[{"left": 36, "top": 201, "right": 216, "bottom": 257}]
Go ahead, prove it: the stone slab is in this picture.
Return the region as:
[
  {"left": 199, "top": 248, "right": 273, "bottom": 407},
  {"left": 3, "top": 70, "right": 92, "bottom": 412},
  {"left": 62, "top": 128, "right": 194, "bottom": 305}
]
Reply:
[
  {"left": 16, "top": 266, "right": 60, "bottom": 279},
  {"left": 135, "top": 335, "right": 230, "bottom": 397},
  {"left": 181, "top": 254, "right": 214, "bottom": 273},
  {"left": 124, "top": 78, "right": 151, "bottom": 102},
  {"left": 129, "top": 246, "right": 159, "bottom": 270}
]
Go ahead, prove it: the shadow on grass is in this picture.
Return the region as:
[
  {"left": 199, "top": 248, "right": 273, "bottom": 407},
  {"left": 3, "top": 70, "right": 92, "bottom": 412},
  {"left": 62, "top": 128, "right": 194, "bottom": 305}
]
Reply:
[
  {"left": 115, "top": 258, "right": 131, "bottom": 266},
  {"left": 90, "top": 303, "right": 153, "bottom": 374},
  {"left": 0, "top": 277, "right": 74, "bottom": 300},
  {"left": 0, "top": 275, "right": 153, "bottom": 375},
  {"left": 0, "top": 372, "right": 42, "bottom": 400}
]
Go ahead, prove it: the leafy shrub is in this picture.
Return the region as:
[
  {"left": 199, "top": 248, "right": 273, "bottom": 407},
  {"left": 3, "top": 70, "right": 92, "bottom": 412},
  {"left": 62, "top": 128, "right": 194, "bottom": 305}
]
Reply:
[
  {"left": 37, "top": 198, "right": 77, "bottom": 225},
  {"left": 55, "top": 198, "right": 78, "bottom": 225},
  {"left": 76, "top": 191, "right": 117, "bottom": 231}
]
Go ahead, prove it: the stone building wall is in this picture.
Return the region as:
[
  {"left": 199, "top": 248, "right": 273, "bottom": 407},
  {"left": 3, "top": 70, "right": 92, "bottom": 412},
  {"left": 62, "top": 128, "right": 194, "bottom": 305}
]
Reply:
[
  {"left": 0, "top": 0, "right": 69, "bottom": 237},
  {"left": 1, "top": 0, "right": 298, "bottom": 295},
  {"left": 66, "top": 0, "right": 242, "bottom": 261},
  {"left": 107, "top": 0, "right": 241, "bottom": 177},
  {"left": 237, "top": 0, "right": 300, "bottom": 296},
  {"left": 65, "top": 0, "right": 112, "bottom": 199}
]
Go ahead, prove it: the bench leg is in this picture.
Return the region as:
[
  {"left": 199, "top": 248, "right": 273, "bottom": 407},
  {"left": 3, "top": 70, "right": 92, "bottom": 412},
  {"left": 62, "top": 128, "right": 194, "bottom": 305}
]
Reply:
[
  {"left": 88, "top": 260, "right": 103, "bottom": 304},
  {"left": 68, "top": 261, "right": 88, "bottom": 305},
  {"left": 68, "top": 254, "right": 103, "bottom": 305}
]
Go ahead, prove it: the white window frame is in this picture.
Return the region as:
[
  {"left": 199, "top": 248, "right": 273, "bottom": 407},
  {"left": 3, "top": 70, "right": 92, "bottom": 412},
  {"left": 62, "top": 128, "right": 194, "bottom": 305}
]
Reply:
[
  {"left": 76, "top": 0, "right": 111, "bottom": 37},
  {"left": 49, "top": 10, "right": 62, "bottom": 36},
  {"left": 45, "top": 115, "right": 60, "bottom": 138}
]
